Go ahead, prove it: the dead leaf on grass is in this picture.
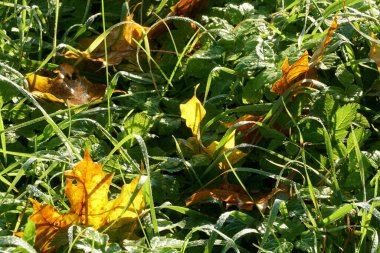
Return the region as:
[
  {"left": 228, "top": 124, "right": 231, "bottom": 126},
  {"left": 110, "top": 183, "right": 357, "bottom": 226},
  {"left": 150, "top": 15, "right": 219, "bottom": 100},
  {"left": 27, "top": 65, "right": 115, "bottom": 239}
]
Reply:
[
  {"left": 29, "top": 150, "right": 145, "bottom": 253},
  {"left": 26, "top": 64, "right": 107, "bottom": 106},
  {"left": 369, "top": 33, "right": 380, "bottom": 72}
]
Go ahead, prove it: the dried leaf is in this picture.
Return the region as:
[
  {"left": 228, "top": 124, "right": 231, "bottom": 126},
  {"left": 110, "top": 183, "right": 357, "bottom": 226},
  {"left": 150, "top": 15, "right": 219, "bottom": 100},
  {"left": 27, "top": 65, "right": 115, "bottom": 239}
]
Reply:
[
  {"left": 271, "top": 51, "right": 310, "bottom": 95},
  {"left": 170, "top": 0, "right": 209, "bottom": 17},
  {"left": 65, "top": 14, "right": 147, "bottom": 66},
  {"left": 369, "top": 33, "right": 380, "bottom": 72},
  {"left": 204, "top": 130, "right": 246, "bottom": 170},
  {"left": 29, "top": 151, "right": 144, "bottom": 253},
  {"left": 186, "top": 183, "right": 254, "bottom": 211},
  {"left": 272, "top": 18, "right": 338, "bottom": 95},
  {"left": 223, "top": 114, "right": 266, "bottom": 144},
  {"left": 180, "top": 85, "right": 206, "bottom": 137},
  {"left": 26, "top": 64, "right": 106, "bottom": 106}
]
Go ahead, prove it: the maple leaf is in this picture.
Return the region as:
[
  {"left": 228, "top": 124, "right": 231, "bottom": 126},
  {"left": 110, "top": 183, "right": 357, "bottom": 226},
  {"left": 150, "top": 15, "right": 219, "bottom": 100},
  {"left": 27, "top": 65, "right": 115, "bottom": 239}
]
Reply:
[
  {"left": 65, "top": 14, "right": 147, "bottom": 66},
  {"left": 271, "top": 50, "right": 312, "bottom": 95},
  {"left": 180, "top": 85, "right": 206, "bottom": 137},
  {"left": 369, "top": 33, "right": 380, "bottom": 72},
  {"left": 271, "top": 17, "right": 338, "bottom": 95},
  {"left": 26, "top": 64, "right": 106, "bottom": 106},
  {"left": 204, "top": 130, "right": 246, "bottom": 171},
  {"left": 29, "top": 150, "right": 145, "bottom": 253}
]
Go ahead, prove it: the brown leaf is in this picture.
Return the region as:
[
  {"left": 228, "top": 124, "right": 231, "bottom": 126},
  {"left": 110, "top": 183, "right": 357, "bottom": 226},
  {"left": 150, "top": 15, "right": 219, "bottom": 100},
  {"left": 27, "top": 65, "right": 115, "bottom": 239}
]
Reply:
[
  {"left": 186, "top": 183, "right": 254, "bottom": 211},
  {"left": 26, "top": 64, "right": 106, "bottom": 106},
  {"left": 29, "top": 150, "right": 145, "bottom": 253},
  {"left": 222, "top": 114, "right": 266, "bottom": 144},
  {"left": 65, "top": 14, "right": 148, "bottom": 66}
]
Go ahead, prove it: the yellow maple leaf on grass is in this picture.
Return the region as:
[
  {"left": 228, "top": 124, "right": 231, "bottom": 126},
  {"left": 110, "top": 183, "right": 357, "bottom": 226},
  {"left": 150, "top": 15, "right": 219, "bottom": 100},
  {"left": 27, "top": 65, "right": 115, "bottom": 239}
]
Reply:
[{"left": 29, "top": 150, "right": 145, "bottom": 253}]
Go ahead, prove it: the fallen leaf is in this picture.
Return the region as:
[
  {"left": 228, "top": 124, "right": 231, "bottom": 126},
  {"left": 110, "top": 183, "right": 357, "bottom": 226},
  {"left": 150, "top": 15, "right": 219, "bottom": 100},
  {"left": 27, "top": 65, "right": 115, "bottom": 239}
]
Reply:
[
  {"left": 65, "top": 14, "right": 148, "bottom": 66},
  {"left": 204, "top": 130, "right": 246, "bottom": 170},
  {"left": 29, "top": 150, "right": 144, "bottom": 253},
  {"left": 180, "top": 85, "right": 206, "bottom": 137},
  {"left": 223, "top": 114, "right": 266, "bottom": 144},
  {"left": 271, "top": 51, "right": 311, "bottom": 95},
  {"left": 369, "top": 33, "right": 380, "bottom": 72},
  {"left": 26, "top": 64, "right": 107, "bottom": 106},
  {"left": 186, "top": 183, "right": 254, "bottom": 211},
  {"left": 170, "top": 0, "right": 209, "bottom": 17},
  {"left": 272, "top": 17, "right": 338, "bottom": 95}
]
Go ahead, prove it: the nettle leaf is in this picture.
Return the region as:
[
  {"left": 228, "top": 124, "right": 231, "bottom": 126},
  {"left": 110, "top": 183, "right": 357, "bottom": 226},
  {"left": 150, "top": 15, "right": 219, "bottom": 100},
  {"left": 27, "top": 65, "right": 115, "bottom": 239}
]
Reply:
[
  {"left": 333, "top": 103, "right": 358, "bottom": 140},
  {"left": 242, "top": 69, "right": 278, "bottom": 104},
  {"left": 335, "top": 65, "right": 354, "bottom": 86},
  {"left": 346, "top": 127, "right": 371, "bottom": 153}
]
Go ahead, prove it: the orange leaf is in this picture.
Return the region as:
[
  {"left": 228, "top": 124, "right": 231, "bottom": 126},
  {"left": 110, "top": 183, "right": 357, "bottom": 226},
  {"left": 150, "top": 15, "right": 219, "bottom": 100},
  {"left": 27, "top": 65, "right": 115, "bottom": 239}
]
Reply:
[
  {"left": 26, "top": 64, "right": 106, "bottom": 106},
  {"left": 369, "top": 33, "right": 380, "bottom": 72},
  {"left": 29, "top": 151, "right": 145, "bottom": 253},
  {"left": 170, "top": 0, "right": 209, "bottom": 17},
  {"left": 271, "top": 51, "right": 310, "bottom": 95},
  {"left": 186, "top": 183, "right": 254, "bottom": 211}
]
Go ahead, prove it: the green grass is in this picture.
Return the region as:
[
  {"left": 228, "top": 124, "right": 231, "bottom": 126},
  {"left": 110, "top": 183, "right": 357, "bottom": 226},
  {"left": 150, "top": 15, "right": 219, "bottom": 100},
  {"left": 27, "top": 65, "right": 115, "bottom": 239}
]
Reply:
[{"left": 1, "top": 0, "right": 380, "bottom": 252}]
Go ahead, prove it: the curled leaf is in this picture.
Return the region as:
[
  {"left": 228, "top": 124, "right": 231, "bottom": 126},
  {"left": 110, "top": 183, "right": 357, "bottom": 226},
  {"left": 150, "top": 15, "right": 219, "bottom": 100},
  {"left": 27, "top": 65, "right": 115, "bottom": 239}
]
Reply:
[
  {"left": 180, "top": 85, "right": 206, "bottom": 137},
  {"left": 65, "top": 14, "right": 148, "bottom": 66},
  {"left": 26, "top": 64, "right": 106, "bottom": 106},
  {"left": 186, "top": 183, "right": 254, "bottom": 211},
  {"left": 170, "top": 0, "right": 209, "bottom": 17},
  {"left": 29, "top": 150, "right": 145, "bottom": 253},
  {"left": 271, "top": 51, "right": 311, "bottom": 95}
]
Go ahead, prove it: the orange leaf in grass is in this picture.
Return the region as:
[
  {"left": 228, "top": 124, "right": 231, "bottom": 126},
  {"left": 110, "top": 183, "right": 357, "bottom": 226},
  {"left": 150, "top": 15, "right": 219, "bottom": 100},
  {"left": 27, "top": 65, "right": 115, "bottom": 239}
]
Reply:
[
  {"left": 170, "top": 0, "right": 209, "bottom": 17},
  {"left": 186, "top": 183, "right": 254, "bottom": 211},
  {"left": 271, "top": 51, "right": 311, "bottom": 95},
  {"left": 272, "top": 17, "right": 338, "bottom": 95},
  {"left": 29, "top": 151, "right": 144, "bottom": 253},
  {"left": 26, "top": 64, "right": 107, "bottom": 106}
]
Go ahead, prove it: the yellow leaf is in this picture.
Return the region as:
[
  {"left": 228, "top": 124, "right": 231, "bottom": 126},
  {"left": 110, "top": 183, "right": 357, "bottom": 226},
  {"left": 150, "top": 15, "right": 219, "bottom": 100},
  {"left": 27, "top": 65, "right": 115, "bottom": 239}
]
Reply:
[
  {"left": 369, "top": 33, "right": 380, "bottom": 72},
  {"left": 29, "top": 150, "right": 144, "bottom": 253},
  {"left": 204, "top": 130, "right": 246, "bottom": 170},
  {"left": 180, "top": 85, "right": 206, "bottom": 136},
  {"left": 26, "top": 64, "right": 107, "bottom": 106},
  {"left": 170, "top": 0, "right": 209, "bottom": 17}
]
